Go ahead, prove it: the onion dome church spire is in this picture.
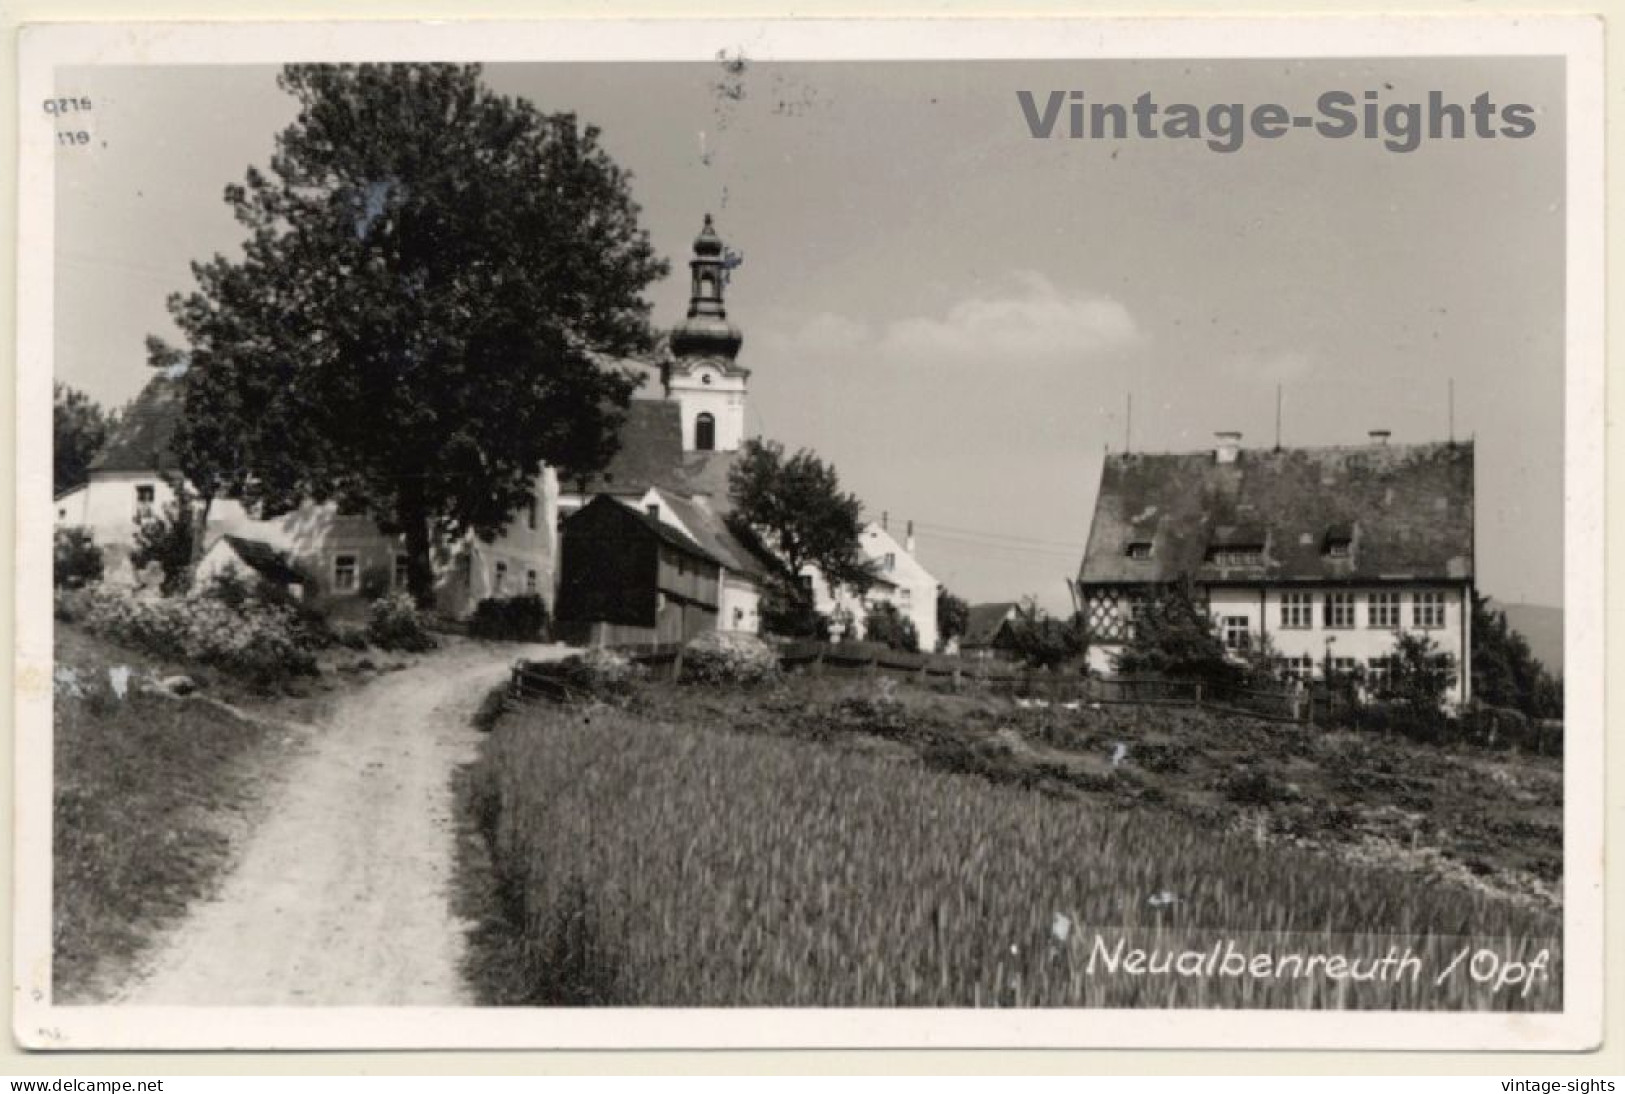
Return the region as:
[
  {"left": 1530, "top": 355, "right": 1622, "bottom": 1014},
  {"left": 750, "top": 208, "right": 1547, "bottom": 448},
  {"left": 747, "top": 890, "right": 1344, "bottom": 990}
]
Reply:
[
  {"left": 665, "top": 214, "right": 749, "bottom": 453},
  {"left": 670, "top": 214, "right": 744, "bottom": 361}
]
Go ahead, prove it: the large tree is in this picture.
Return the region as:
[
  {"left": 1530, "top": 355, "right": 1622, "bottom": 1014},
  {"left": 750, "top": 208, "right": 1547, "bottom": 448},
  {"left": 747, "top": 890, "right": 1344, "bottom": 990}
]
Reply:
[
  {"left": 151, "top": 64, "right": 668, "bottom": 605},
  {"left": 725, "top": 438, "right": 875, "bottom": 634},
  {"left": 1471, "top": 593, "right": 1563, "bottom": 718},
  {"left": 53, "top": 382, "right": 115, "bottom": 496}
]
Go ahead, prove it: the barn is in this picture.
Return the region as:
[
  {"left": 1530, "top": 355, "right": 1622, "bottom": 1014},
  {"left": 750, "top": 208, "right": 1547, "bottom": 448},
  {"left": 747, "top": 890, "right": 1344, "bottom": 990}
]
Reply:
[{"left": 555, "top": 494, "right": 723, "bottom": 646}]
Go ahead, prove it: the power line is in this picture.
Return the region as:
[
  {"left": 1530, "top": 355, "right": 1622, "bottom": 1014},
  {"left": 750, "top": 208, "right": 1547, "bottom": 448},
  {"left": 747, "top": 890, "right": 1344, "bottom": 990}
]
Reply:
[{"left": 910, "top": 520, "right": 1088, "bottom": 551}]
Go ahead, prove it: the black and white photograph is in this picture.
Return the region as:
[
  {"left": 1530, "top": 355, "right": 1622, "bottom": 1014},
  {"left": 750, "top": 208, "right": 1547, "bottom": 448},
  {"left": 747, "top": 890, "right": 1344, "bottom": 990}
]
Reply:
[{"left": 11, "top": 17, "right": 1606, "bottom": 1052}]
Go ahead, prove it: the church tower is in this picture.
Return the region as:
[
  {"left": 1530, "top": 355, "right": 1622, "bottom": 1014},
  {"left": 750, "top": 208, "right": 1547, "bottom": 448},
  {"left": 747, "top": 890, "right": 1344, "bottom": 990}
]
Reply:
[{"left": 665, "top": 214, "right": 748, "bottom": 453}]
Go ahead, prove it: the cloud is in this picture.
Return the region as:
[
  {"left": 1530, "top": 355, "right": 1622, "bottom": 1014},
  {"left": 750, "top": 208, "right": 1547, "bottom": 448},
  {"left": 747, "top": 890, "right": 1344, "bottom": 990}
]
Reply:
[{"left": 758, "top": 273, "right": 1139, "bottom": 371}]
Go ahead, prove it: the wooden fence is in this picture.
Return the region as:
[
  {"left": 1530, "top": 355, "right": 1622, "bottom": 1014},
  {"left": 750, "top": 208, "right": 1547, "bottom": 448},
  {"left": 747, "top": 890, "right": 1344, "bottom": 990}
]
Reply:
[{"left": 511, "top": 639, "right": 1309, "bottom": 723}]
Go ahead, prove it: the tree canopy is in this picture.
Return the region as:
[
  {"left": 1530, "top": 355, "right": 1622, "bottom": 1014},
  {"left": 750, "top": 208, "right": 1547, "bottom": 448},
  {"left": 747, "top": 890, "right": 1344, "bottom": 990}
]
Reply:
[
  {"left": 1471, "top": 594, "right": 1562, "bottom": 718},
  {"left": 53, "top": 382, "right": 115, "bottom": 496},
  {"left": 151, "top": 63, "right": 668, "bottom": 604},
  {"left": 725, "top": 438, "right": 876, "bottom": 634},
  {"left": 935, "top": 588, "right": 970, "bottom": 650},
  {"left": 1111, "top": 580, "right": 1238, "bottom": 685}
]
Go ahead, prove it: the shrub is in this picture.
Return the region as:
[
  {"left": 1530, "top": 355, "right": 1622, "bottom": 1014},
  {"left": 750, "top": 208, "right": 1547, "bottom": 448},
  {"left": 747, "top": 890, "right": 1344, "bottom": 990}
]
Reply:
[
  {"left": 198, "top": 564, "right": 254, "bottom": 609},
  {"left": 863, "top": 602, "right": 919, "bottom": 653},
  {"left": 1112, "top": 582, "right": 1238, "bottom": 686},
  {"left": 366, "top": 592, "right": 438, "bottom": 652},
  {"left": 469, "top": 595, "right": 550, "bottom": 642},
  {"left": 680, "top": 631, "right": 782, "bottom": 687},
  {"left": 551, "top": 647, "right": 643, "bottom": 699},
  {"left": 472, "top": 681, "right": 512, "bottom": 732},
  {"left": 54, "top": 527, "right": 104, "bottom": 589},
  {"left": 330, "top": 622, "right": 371, "bottom": 651},
  {"left": 76, "top": 583, "right": 317, "bottom": 688},
  {"left": 130, "top": 492, "right": 199, "bottom": 596}
]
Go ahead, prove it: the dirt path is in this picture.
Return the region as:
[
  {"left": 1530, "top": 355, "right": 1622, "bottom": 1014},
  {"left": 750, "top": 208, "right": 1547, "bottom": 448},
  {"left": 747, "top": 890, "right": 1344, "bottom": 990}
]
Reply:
[{"left": 121, "top": 641, "right": 566, "bottom": 1007}]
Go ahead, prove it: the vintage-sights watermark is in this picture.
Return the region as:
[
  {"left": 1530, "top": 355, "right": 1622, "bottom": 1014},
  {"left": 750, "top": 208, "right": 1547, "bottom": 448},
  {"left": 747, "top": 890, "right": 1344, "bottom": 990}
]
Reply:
[{"left": 1018, "top": 89, "right": 1538, "bottom": 152}]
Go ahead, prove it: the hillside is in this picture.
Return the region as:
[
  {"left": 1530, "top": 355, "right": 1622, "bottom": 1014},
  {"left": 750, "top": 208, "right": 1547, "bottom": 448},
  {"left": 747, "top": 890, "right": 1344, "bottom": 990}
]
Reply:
[{"left": 1490, "top": 601, "right": 1565, "bottom": 677}]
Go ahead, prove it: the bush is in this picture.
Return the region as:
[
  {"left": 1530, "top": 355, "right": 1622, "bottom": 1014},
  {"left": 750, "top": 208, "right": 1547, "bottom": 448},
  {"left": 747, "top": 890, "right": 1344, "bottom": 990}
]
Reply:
[
  {"left": 469, "top": 595, "right": 550, "bottom": 642},
  {"left": 863, "top": 602, "right": 919, "bottom": 653},
  {"left": 472, "top": 681, "right": 511, "bottom": 732},
  {"left": 680, "top": 631, "right": 782, "bottom": 687},
  {"left": 197, "top": 564, "right": 254, "bottom": 609},
  {"left": 130, "top": 492, "right": 199, "bottom": 596},
  {"left": 366, "top": 592, "right": 438, "bottom": 652},
  {"left": 551, "top": 647, "right": 644, "bottom": 699},
  {"left": 76, "top": 583, "right": 318, "bottom": 688},
  {"left": 331, "top": 622, "right": 371, "bottom": 651},
  {"left": 54, "top": 527, "right": 104, "bottom": 589}
]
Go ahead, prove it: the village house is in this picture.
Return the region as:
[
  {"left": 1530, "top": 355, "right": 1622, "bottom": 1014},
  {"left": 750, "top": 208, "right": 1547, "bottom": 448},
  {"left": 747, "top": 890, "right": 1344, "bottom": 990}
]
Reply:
[
  {"left": 956, "top": 601, "right": 1022, "bottom": 660},
  {"left": 1076, "top": 431, "right": 1475, "bottom": 704},
  {"left": 53, "top": 370, "right": 558, "bottom": 620},
  {"left": 806, "top": 518, "right": 941, "bottom": 651}
]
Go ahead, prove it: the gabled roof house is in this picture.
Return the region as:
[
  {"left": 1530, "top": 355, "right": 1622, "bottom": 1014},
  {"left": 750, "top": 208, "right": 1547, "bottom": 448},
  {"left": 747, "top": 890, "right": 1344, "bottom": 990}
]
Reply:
[{"left": 1077, "top": 431, "right": 1475, "bottom": 703}]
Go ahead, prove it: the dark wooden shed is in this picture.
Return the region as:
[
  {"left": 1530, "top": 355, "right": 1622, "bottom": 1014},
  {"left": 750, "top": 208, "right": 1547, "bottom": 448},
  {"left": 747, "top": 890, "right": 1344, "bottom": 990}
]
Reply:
[{"left": 556, "top": 495, "right": 722, "bottom": 646}]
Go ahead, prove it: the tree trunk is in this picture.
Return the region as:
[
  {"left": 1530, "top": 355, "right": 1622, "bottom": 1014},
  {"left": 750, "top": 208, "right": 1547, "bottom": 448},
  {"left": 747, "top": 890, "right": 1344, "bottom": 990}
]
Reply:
[{"left": 401, "top": 492, "right": 437, "bottom": 611}]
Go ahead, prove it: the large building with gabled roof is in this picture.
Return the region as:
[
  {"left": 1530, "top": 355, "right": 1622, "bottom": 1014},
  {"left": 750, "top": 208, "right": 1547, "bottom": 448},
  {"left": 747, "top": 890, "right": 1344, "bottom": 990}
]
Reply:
[{"left": 1077, "top": 431, "right": 1475, "bottom": 703}]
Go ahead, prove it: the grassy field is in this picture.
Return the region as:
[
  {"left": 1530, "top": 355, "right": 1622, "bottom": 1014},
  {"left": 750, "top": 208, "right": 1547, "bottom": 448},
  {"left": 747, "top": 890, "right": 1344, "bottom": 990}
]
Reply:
[
  {"left": 465, "top": 675, "right": 1562, "bottom": 1009},
  {"left": 51, "top": 624, "right": 323, "bottom": 1002}
]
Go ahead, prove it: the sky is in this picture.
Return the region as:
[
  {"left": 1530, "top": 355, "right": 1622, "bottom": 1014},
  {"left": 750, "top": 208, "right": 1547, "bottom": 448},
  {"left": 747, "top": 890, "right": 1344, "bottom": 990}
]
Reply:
[{"left": 54, "top": 57, "right": 1566, "bottom": 613}]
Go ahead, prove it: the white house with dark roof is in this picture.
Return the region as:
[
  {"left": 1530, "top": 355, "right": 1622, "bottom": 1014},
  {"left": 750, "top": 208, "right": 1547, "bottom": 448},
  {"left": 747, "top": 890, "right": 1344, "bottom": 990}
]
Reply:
[
  {"left": 1077, "top": 431, "right": 1475, "bottom": 703},
  {"left": 53, "top": 371, "right": 558, "bottom": 618},
  {"left": 807, "top": 519, "right": 940, "bottom": 651}
]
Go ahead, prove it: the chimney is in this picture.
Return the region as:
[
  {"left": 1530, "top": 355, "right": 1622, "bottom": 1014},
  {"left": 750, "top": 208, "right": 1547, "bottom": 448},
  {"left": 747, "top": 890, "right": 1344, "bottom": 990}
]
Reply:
[
  {"left": 882, "top": 510, "right": 889, "bottom": 531},
  {"left": 905, "top": 519, "right": 916, "bottom": 555},
  {"left": 1214, "top": 431, "right": 1242, "bottom": 464},
  {"left": 1369, "top": 429, "right": 1391, "bottom": 446}
]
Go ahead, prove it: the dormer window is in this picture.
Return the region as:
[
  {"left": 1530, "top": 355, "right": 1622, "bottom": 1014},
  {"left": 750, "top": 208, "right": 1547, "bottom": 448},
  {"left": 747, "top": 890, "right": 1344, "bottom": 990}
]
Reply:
[
  {"left": 1125, "top": 542, "right": 1153, "bottom": 561},
  {"left": 1323, "top": 523, "right": 1354, "bottom": 558},
  {"left": 1206, "top": 545, "right": 1263, "bottom": 567}
]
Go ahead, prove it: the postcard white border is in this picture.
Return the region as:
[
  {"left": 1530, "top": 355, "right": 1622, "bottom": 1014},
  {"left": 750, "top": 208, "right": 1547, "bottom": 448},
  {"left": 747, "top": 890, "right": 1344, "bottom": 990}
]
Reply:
[{"left": 12, "top": 14, "right": 1606, "bottom": 1052}]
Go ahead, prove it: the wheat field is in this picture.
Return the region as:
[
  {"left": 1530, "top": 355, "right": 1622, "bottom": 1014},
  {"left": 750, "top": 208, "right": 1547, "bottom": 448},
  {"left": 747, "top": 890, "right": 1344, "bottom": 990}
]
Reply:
[{"left": 469, "top": 699, "right": 1560, "bottom": 1009}]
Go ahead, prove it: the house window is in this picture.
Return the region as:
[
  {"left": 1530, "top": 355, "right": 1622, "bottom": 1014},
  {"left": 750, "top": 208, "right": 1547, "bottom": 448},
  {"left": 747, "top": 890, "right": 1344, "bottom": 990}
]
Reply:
[
  {"left": 525, "top": 569, "right": 538, "bottom": 594},
  {"left": 526, "top": 495, "right": 538, "bottom": 531},
  {"left": 1206, "top": 544, "right": 1263, "bottom": 567},
  {"left": 647, "top": 504, "right": 661, "bottom": 520},
  {"left": 1324, "top": 592, "right": 1355, "bottom": 629},
  {"left": 1325, "top": 538, "right": 1352, "bottom": 558},
  {"left": 1367, "top": 655, "right": 1394, "bottom": 693},
  {"left": 393, "top": 553, "right": 410, "bottom": 589},
  {"left": 134, "top": 483, "right": 156, "bottom": 521},
  {"left": 1330, "top": 656, "right": 1358, "bottom": 679},
  {"left": 1125, "top": 542, "right": 1153, "bottom": 560},
  {"left": 1222, "top": 616, "right": 1251, "bottom": 651},
  {"left": 493, "top": 561, "right": 508, "bottom": 595},
  {"left": 333, "top": 554, "right": 358, "bottom": 593},
  {"left": 1280, "top": 592, "right": 1314, "bottom": 629},
  {"left": 695, "top": 413, "right": 716, "bottom": 452},
  {"left": 1414, "top": 591, "right": 1446, "bottom": 629},
  {"left": 899, "top": 588, "right": 913, "bottom": 608},
  {"left": 884, "top": 552, "right": 896, "bottom": 573},
  {"left": 1369, "top": 591, "right": 1400, "bottom": 629},
  {"left": 1279, "top": 653, "right": 1315, "bottom": 683}
]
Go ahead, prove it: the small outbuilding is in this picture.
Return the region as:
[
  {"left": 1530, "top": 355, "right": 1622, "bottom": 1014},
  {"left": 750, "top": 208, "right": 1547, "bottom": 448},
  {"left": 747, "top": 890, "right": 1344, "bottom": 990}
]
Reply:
[
  {"left": 195, "top": 534, "right": 309, "bottom": 599},
  {"left": 556, "top": 494, "right": 722, "bottom": 646}
]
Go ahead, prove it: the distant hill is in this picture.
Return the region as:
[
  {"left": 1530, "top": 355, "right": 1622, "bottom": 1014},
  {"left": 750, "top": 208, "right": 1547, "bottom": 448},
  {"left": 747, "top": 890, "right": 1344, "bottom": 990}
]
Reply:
[{"left": 1486, "top": 600, "right": 1564, "bottom": 677}]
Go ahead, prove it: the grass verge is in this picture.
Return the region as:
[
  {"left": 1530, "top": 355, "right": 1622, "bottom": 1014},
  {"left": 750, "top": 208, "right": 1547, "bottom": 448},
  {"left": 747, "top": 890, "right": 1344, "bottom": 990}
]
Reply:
[{"left": 52, "top": 624, "right": 307, "bottom": 1002}]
